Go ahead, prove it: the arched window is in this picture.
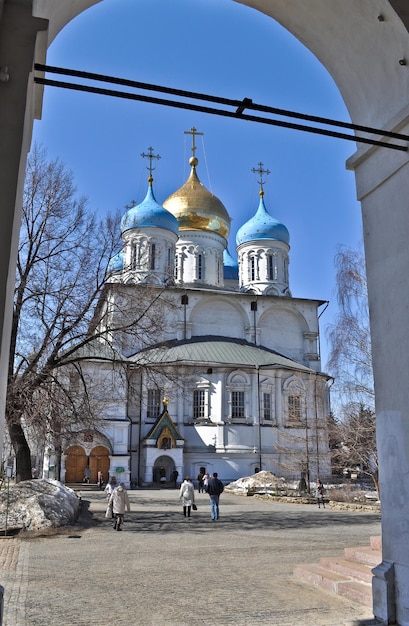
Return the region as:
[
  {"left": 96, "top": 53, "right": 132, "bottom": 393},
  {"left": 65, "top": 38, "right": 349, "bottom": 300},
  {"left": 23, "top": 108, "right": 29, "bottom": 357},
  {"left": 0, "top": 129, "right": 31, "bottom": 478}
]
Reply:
[
  {"left": 268, "top": 253, "right": 278, "bottom": 280},
  {"left": 250, "top": 256, "right": 256, "bottom": 281},
  {"left": 150, "top": 243, "right": 156, "bottom": 270},
  {"left": 197, "top": 253, "right": 204, "bottom": 280}
]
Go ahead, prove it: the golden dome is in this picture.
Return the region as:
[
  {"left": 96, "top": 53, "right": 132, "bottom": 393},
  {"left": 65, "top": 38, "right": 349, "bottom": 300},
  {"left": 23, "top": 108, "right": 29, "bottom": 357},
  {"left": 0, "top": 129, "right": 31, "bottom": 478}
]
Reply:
[{"left": 163, "top": 159, "right": 231, "bottom": 239}]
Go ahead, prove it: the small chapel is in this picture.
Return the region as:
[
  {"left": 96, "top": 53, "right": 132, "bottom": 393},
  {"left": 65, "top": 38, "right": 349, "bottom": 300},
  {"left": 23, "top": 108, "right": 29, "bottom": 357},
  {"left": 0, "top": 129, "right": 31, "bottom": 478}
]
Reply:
[{"left": 61, "top": 128, "right": 332, "bottom": 488}]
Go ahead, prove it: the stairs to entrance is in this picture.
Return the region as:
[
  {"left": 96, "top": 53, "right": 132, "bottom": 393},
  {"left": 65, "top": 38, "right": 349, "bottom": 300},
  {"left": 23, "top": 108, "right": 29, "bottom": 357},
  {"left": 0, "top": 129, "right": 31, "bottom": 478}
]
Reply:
[{"left": 293, "top": 536, "right": 381, "bottom": 607}]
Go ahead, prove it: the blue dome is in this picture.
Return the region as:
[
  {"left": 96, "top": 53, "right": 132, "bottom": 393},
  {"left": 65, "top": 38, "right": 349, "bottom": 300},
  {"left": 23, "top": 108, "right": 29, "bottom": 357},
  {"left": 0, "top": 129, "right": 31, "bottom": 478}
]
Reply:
[
  {"left": 236, "top": 194, "right": 289, "bottom": 246},
  {"left": 223, "top": 248, "right": 239, "bottom": 280},
  {"left": 121, "top": 184, "right": 179, "bottom": 236},
  {"left": 107, "top": 250, "right": 124, "bottom": 274}
]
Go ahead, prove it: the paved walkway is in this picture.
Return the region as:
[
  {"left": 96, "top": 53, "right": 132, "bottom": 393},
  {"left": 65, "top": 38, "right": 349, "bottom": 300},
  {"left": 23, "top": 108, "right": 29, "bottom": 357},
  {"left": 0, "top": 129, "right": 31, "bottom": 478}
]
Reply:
[{"left": 0, "top": 489, "right": 382, "bottom": 626}]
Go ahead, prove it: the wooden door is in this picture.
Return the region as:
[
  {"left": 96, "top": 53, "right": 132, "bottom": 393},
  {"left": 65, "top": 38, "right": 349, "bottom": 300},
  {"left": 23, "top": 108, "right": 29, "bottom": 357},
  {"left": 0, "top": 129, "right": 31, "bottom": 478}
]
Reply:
[
  {"left": 65, "top": 445, "right": 87, "bottom": 483},
  {"left": 89, "top": 446, "right": 110, "bottom": 484}
]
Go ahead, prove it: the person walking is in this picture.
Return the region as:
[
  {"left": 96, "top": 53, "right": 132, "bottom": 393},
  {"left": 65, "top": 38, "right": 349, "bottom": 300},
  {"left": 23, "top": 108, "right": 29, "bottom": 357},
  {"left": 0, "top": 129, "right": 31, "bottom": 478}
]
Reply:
[
  {"left": 104, "top": 476, "right": 117, "bottom": 519},
  {"left": 316, "top": 478, "right": 326, "bottom": 509},
  {"left": 206, "top": 472, "right": 224, "bottom": 520},
  {"left": 202, "top": 471, "right": 210, "bottom": 492},
  {"left": 108, "top": 482, "right": 130, "bottom": 530},
  {"left": 179, "top": 476, "right": 195, "bottom": 518},
  {"left": 97, "top": 470, "right": 104, "bottom": 489},
  {"left": 197, "top": 470, "right": 205, "bottom": 493}
]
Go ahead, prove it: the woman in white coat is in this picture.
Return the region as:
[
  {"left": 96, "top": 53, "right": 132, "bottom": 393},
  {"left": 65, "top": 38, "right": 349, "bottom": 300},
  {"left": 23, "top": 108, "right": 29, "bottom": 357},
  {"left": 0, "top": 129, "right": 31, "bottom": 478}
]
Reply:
[
  {"left": 179, "top": 477, "right": 195, "bottom": 518},
  {"left": 108, "top": 482, "right": 130, "bottom": 530}
]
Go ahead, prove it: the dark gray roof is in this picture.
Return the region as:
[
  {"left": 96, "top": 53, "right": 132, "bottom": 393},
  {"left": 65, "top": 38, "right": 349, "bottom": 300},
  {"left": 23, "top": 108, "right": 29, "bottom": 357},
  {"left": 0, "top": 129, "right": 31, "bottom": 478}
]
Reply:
[{"left": 129, "top": 336, "right": 313, "bottom": 372}]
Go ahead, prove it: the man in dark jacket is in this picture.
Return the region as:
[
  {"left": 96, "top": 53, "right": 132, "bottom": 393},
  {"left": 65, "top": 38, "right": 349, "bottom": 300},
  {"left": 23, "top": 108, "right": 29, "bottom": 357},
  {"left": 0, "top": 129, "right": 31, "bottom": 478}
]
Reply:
[{"left": 206, "top": 472, "right": 224, "bottom": 520}]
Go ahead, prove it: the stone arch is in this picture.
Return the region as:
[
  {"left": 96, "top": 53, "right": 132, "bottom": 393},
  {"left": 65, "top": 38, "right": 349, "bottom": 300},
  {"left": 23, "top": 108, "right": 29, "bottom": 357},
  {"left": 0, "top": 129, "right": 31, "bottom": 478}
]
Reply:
[
  {"left": 4, "top": 2, "right": 409, "bottom": 622},
  {"left": 190, "top": 296, "right": 249, "bottom": 338},
  {"left": 153, "top": 454, "right": 175, "bottom": 483}
]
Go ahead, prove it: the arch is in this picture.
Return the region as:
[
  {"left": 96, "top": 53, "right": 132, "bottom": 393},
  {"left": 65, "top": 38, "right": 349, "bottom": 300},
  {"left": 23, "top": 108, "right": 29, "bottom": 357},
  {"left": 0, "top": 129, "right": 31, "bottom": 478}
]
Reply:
[
  {"left": 153, "top": 455, "right": 175, "bottom": 483},
  {"left": 190, "top": 296, "right": 249, "bottom": 338},
  {"left": 3, "top": 2, "right": 409, "bottom": 623}
]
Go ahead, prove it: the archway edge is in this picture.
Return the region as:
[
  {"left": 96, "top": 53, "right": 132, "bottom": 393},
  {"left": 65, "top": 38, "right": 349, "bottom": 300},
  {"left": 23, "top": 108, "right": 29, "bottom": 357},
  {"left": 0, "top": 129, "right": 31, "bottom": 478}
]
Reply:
[{"left": 33, "top": 0, "right": 409, "bottom": 133}]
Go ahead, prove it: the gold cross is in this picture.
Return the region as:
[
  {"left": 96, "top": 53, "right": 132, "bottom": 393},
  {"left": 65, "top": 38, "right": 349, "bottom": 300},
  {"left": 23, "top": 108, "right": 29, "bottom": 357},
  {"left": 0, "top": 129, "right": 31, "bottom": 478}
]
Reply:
[
  {"left": 184, "top": 126, "right": 203, "bottom": 158},
  {"left": 141, "top": 147, "right": 161, "bottom": 174}
]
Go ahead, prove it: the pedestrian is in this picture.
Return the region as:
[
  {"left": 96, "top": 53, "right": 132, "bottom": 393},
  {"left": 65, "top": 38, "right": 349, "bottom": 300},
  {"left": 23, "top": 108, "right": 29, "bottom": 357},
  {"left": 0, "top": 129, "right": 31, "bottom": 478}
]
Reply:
[
  {"left": 105, "top": 475, "right": 117, "bottom": 496},
  {"left": 159, "top": 466, "right": 166, "bottom": 486},
  {"left": 202, "top": 471, "right": 210, "bottom": 492},
  {"left": 179, "top": 476, "right": 196, "bottom": 518},
  {"left": 108, "top": 482, "right": 130, "bottom": 530},
  {"left": 83, "top": 466, "right": 90, "bottom": 484},
  {"left": 172, "top": 469, "right": 179, "bottom": 488},
  {"left": 97, "top": 470, "right": 103, "bottom": 489},
  {"left": 316, "top": 478, "right": 326, "bottom": 509},
  {"left": 206, "top": 472, "right": 224, "bottom": 520},
  {"left": 197, "top": 470, "right": 204, "bottom": 493}
]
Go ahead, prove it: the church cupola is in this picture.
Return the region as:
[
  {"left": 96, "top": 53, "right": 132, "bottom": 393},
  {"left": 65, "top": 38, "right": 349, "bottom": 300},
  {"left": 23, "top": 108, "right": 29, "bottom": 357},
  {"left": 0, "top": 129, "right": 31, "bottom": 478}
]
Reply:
[
  {"left": 236, "top": 163, "right": 291, "bottom": 297},
  {"left": 163, "top": 127, "right": 230, "bottom": 288},
  {"left": 114, "top": 147, "right": 179, "bottom": 286}
]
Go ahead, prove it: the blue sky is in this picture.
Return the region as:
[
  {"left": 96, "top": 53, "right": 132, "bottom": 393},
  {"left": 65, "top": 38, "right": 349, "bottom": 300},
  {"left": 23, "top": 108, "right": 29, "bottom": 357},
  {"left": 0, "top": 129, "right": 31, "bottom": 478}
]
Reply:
[{"left": 32, "top": 0, "right": 363, "bottom": 368}]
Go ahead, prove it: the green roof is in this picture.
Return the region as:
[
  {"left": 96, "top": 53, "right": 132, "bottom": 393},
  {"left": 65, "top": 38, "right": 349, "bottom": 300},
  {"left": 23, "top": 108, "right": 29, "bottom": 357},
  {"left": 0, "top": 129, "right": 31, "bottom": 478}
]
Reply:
[{"left": 129, "top": 336, "right": 313, "bottom": 372}]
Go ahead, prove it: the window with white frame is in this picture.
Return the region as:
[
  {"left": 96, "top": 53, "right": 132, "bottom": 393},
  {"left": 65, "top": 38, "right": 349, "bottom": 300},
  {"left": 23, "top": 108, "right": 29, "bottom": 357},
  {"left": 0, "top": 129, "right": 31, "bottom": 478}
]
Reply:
[
  {"left": 288, "top": 394, "right": 302, "bottom": 422},
  {"left": 193, "top": 389, "right": 206, "bottom": 419},
  {"left": 150, "top": 242, "right": 156, "bottom": 270},
  {"left": 250, "top": 256, "right": 256, "bottom": 281},
  {"left": 231, "top": 390, "right": 245, "bottom": 418},
  {"left": 268, "top": 253, "right": 278, "bottom": 280},
  {"left": 147, "top": 388, "right": 161, "bottom": 419},
  {"left": 131, "top": 242, "right": 138, "bottom": 270},
  {"left": 197, "top": 253, "right": 204, "bottom": 280},
  {"left": 226, "top": 371, "right": 250, "bottom": 421},
  {"left": 263, "top": 392, "right": 272, "bottom": 420}
]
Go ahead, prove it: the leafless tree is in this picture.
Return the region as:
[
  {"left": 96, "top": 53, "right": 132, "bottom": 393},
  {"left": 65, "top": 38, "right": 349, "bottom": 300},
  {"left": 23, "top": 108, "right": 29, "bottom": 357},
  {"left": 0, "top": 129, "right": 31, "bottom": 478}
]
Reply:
[
  {"left": 326, "top": 246, "right": 378, "bottom": 493},
  {"left": 328, "top": 404, "right": 379, "bottom": 496},
  {"left": 7, "top": 144, "right": 172, "bottom": 482},
  {"left": 327, "top": 245, "right": 374, "bottom": 407}
]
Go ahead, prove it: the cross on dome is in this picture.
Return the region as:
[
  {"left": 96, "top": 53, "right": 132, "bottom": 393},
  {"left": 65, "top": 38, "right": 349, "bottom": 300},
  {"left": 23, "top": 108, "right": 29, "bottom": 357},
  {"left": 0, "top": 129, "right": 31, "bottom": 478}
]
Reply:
[
  {"left": 184, "top": 126, "right": 203, "bottom": 162},
  {"left": 141, "top": 147, "right": 161, "bottom": 179},
  {"left": 251, "top": 162, "right": 271, "bottom": 195}
]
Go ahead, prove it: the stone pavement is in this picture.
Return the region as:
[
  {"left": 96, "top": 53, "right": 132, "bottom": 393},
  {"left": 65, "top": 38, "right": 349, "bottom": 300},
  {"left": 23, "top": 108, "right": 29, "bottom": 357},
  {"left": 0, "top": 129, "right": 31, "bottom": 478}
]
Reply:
[{"left": 0, "top": 489, "right": 382, "bottom": 626}]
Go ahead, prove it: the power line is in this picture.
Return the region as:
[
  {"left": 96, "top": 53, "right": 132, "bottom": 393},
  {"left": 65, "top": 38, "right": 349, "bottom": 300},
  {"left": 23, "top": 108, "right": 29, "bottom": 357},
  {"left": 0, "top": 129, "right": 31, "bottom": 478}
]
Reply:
[{"left": 34, "top": 64, "right": 408, "bottom": 152}]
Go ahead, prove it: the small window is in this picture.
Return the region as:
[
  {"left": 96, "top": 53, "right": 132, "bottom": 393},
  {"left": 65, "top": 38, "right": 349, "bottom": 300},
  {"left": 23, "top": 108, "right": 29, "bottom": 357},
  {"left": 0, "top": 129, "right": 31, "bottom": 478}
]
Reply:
[
  {"left": 150, "top": 243, "right": 156, "bottom": 270},
  {"left": 268, "top": 254, "right": 278, "bottom": 280},
  {"left": 198, "top": 253, "right": 204, "bottom": 280},
  {"left": 193, "top": 389, "right": 206, "bottom": 419},
  {"left": 288, "top": 395, "right": 301, "bottom": 421},
  {"left": 131, "top": 242, "right": 138, "bottom": 270},
  {"left": 250, "top": 257, "right": 255, "bottom": 281},
  {"left": 231, "top": 391, "right": 245, "bottom": 419},
  {"left": 263, "top": 392, "right": 271, "bottom": 420},
  {"left": 147, "top": 388, "right": 161, "bottom": 419}
]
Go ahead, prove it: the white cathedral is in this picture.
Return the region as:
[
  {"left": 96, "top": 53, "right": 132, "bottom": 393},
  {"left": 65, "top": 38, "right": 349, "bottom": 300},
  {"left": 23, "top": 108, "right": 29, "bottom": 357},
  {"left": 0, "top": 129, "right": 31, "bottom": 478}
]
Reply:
[{"left": 60, "top": 129, "right": 332, "bottom": 488}]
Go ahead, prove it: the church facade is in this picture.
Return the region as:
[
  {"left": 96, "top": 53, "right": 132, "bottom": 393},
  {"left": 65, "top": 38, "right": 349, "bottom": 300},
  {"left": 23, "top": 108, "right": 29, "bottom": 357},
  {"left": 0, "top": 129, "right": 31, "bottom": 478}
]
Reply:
[{"left": 61, "top": 131, "right": 331, "bottom": 488}]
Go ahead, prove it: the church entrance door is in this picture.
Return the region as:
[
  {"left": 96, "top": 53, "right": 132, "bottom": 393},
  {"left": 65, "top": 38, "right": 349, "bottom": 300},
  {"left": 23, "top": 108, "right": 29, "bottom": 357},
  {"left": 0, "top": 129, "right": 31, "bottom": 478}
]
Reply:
[
  {"left": 153, "top": 455, "right": 174, "bottom": 485},
  {"left": 65, "top": 445, "right": 87, "bottom": 483},
  {"left": 89, "top": 445, "right": 110, "bottom": 484}
]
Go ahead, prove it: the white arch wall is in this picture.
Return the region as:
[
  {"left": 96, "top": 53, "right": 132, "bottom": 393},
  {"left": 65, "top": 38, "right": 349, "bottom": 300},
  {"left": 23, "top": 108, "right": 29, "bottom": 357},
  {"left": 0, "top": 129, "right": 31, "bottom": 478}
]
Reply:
[{"left": 2, "top": 1, "right": 409, "bottom": 622}]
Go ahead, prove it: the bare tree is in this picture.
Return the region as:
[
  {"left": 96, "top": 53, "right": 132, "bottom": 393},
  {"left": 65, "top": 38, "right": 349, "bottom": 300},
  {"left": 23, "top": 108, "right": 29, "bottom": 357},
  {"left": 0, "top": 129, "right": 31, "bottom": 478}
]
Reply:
[
  {"left": 7, "top": 144, "right": 172, "bottom": 482},
  {"left": 327, "top": 245, "right": 374, "bottom": 406},
  {"left": 326, "top": 246, "right": 378, "bottom": 492},
  {"left": 328, "top": 404, "right": 379, "bottom": 496}
]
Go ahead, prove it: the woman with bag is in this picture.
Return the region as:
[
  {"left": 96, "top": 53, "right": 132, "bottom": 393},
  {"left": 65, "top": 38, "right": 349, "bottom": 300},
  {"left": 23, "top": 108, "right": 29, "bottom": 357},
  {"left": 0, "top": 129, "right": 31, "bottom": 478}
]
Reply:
[
  {"left": 179, "top": 476, "right": 196, "bottom": 518},
  {"left": 108, "top": 482, "right": 130, "bottom": 530}
]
